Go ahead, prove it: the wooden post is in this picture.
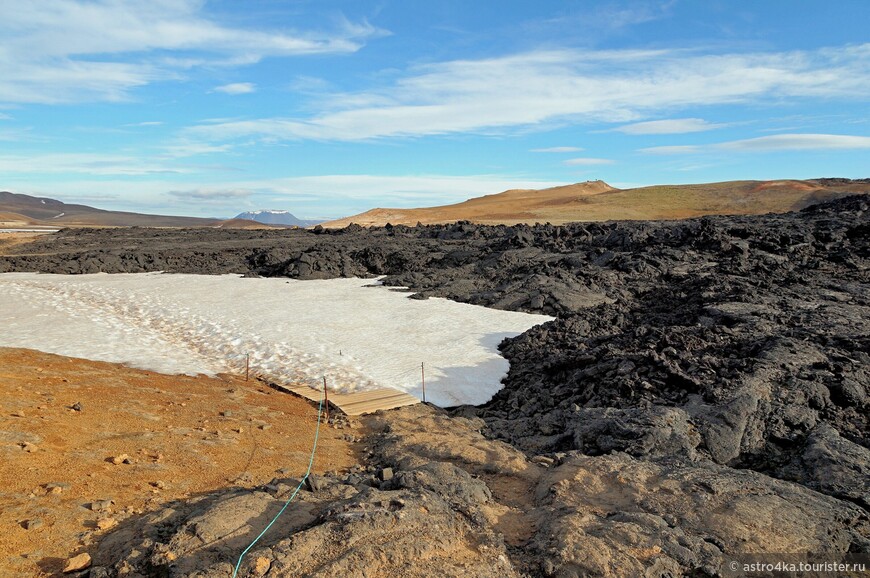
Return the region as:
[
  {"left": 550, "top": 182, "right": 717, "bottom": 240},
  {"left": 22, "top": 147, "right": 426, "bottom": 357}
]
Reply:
[
  {"left": 322, "top": 376, "right": 330, "bottom": 423},
  {"left": 245, "top": 353, "right": 250, "bottom": 381},
  {"left": 421, "top": 362, "right": 426, "bottom": 404}
]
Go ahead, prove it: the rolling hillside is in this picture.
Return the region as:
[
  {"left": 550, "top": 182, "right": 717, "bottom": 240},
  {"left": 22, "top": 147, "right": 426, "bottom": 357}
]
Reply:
[
  {"left": 322, "top": 178, "right": 870, "bottom": 227},
  {"left": 0, "top": 192, "right": 224, "bottom": 228},
  {"left": 0, "top": 192, "right": 284, "bottom": 229}
]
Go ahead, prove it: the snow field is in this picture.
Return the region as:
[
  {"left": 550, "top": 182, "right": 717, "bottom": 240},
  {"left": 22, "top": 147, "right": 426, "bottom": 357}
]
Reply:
[{"left": 0, "top": 273, "right": 552, "bottom": 406}]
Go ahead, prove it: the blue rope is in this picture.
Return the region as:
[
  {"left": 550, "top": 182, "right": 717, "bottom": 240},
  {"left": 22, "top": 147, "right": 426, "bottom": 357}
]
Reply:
[{"left": 231, "top": 388, "right": 324, "bottom": 578}]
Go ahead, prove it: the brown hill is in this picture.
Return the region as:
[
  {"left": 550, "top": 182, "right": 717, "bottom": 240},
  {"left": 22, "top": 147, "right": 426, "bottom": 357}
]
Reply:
[
  {"left": 0, "top": 191, "right": 223, "bottom": 228},
  {"left": 322, "top": 178, "right": 870, "bottom": 227},
  {"left": 0, "top": 211, "right": 35, "bottom": 227}
]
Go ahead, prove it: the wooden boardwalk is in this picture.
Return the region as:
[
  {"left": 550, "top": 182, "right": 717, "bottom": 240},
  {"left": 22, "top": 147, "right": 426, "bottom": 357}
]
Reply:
[{"left": 271, "top": 383, "right": 420, "bottom": 416}]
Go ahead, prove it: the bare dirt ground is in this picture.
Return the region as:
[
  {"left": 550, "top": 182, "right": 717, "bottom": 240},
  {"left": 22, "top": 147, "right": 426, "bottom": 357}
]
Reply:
[
  {"left": 0, "top": 232, "right": 50, "bottom": 255},
  {"left": 322, "top": 178, "right": 870, "bottom": 227},
  {"left": 0, "top": 348, "right": 360, "bottom": 577}
]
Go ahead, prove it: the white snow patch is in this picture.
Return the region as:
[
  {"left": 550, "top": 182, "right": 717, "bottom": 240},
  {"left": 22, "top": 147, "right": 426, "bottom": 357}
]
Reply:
[{"left": 0, "top": 273, "right": 552, "bottom": 406}]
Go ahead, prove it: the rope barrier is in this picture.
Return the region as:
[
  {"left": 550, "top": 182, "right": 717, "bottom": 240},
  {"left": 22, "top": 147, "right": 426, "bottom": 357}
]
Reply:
[{"left": 231, "top": 386, "right": 324, "bottom": 578}]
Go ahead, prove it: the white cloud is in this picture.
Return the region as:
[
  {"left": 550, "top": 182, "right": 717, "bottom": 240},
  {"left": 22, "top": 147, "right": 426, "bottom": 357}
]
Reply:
[
  {"left": 162, "top": 142, "right": 234, "bottom": 158},
  {"left": 531, "top": 146, "right": 584, "bottom": 153},
  {"left": 640, "top": 145, "right": 702, "bottom": 155},
  {"left": 214, "top": 82, "right": 256, "bottom": 95},
  {"left": 13, "top": 174, "right": 566, "bottom": 218},
  {"left": 614, "top": 118, "right": 726, "bottom": 134},
  {"left": 718, "top": 133, "right": 870, "bottom": 151},
  {"left": 248, "top": 174, "right": 564, "bottom": 205},
  {"left": 641, "top": 133, "right": 870, "bottom": 155},
  {"left": 168, "top": 188, "right": 254, "bottom": 202},
  {"left": 186, "top": 44, "right": 870, "bottom": 142},
  {"left": 0, "top": 152, "right": 203, "bottom": 175},
  {"left": 534, "top": 0, "right": 676, "bottom": 36},
  {"left": 0, "top": 0, "right": 382, "bottom": 104},
  {"left": 564, "top": 157, "right": 615, "bottom": 166},
  {"left": 586, "top": 0, "right": 677, "bottom": 31}
]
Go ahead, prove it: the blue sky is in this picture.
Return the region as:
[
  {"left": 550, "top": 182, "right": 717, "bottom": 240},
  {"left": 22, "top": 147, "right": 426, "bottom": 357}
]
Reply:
[{"left": 1, "top": 0, "right": 868, "bottom": 219}]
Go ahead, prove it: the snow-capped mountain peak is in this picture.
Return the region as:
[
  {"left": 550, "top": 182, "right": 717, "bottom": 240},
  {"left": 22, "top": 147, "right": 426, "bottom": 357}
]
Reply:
[{"left": 234, "top": 210, "right": 320, "bottom": 227}]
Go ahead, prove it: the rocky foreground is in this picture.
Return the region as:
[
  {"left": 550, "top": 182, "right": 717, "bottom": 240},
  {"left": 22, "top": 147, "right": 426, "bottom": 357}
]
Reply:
[{"left": 2, "top": 195, "right": 868, "bottom": 576}]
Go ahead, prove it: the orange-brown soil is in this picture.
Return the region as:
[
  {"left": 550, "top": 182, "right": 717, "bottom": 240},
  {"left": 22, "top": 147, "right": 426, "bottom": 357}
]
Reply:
[
  {"left": 322, "top": 179, "right": 869, "bottom": 228},
  {"left": 0, "top": 232, "right": 48, "bottom": 255},
  {"left": 0, "top": 348, "right": 359, "bottom": 576}
]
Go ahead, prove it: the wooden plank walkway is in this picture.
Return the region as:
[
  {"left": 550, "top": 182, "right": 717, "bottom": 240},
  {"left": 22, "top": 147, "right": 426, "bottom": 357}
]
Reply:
[{"left": 271, "top": 383, "right": 420, "bottom": 416}]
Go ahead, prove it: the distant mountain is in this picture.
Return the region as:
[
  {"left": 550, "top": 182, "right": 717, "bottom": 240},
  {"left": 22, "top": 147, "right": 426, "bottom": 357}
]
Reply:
[
  {"left": 321, "top": 178, "right": 870, "bottom": 228},
  {"left": 0, "top": 191, "right": 254, "bottom": 228},
  {"left": 234, "top": 210, "right": 321, "bottom": 227}
]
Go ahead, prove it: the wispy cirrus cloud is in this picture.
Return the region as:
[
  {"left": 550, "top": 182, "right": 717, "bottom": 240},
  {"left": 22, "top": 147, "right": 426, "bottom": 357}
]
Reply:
[
  {"left": 0, "top": 0, "right": 383, "bottom": 104},
  {"left": 564, "top": 157, "right": 615, "bottom": 166},
  {"left": 186, "top": 43, "right": 870, "bottom": 143},
  {"left": 0, "top": 152, "right": 208, "bottom": 175},
  {"left": 614, "top": 118, "right": 727, "bottom": 134},
  {"left": 641, "top": 133, "right": 870, "bottom": 154},
  {"left": 214, "top": 82, "right": 256, "bottom": 95},
  {"left": 248, "top": 174, "right": 564, "bottom": 205},
  {"left": 530, "top": 0, "right": 677, "bottom": 38},
  {"left": 12, "top": 174, "right": 565, "bottom": 218},
  {"left": 641, "top": 145, "right": 701, "bottom": 155},
  {"left": 161, "top": 142, "right": 235, "bottom": 158},
  {"left": 719, "top": 133, "right": 870, "bottom": 151},
  {"left": 531, "top": 146, "right": 584, "bottom": 153},
  {"left": 168, "top": 188, "right": 254, "bottom": 202}
]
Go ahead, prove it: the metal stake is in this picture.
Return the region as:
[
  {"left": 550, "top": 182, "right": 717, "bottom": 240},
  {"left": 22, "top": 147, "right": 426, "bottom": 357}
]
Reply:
[
  {"left": 421, "top": 362, "right": 426, "bottom": 404},
  {"left": 322, "top": 376, "right": 330, "bottom": 423}
]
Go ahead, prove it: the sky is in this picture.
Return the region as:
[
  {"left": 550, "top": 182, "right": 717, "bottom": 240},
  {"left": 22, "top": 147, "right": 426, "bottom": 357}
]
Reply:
[{"left": 0, "top": 0, "right": 868, "bottom": 219}]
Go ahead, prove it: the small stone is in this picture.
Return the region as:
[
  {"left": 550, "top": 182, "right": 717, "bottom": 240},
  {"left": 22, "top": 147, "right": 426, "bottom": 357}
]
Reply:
[
  {"left": 150, "top": 480, "right": 166, "bottom": 489},
  {"left": 379, "top": 467, "right": 394, "bottom": 481},
  {"left": 96, "top": 517, "right": 117, "bottom": 530},
  {"left": 235, "top": 427, "right": 243, "bottom": 434},
  {"left": 531, "top": 455, "right": 555, "bottom": 467},
  {"left": 23, "top": 518, "right": 43, "bottom": 530},
  {"left": 11, "top": 410, "right": 25, "bottom": 417},
  {"left": 304, "top": 474, "right": 325, "bottom": 492},
  {"left": 63, "top": 552, "right": 91, "bottom": 573},
  {"left": 21, "top": 442, "right": 38, "bottom": 453},
  {"left": 258, "top": 424, "right": 272, "bottom": 431},
  {"left": 70, "top": 402, "right": 83, "bottom": 412},
  {"left": 233, "top": 472, "right": 253, "bottom": 485},
  {"left": 46, "top": 483, "right": 66, "bottom": 495},
  {"left": 111, "top": 454, "right": 130, "bottom": 465},
  {"left": 90, "top": 499, "right": 114, "bottom": 512},
  {"left": 253, "top": 557, "right": 271, "bottom": 576},
  {"left": 220, "top": 410, "right": 233, "bottom": 417},
  {"left": 617, "top": 360, "right": 636, "bottom": 375}
]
